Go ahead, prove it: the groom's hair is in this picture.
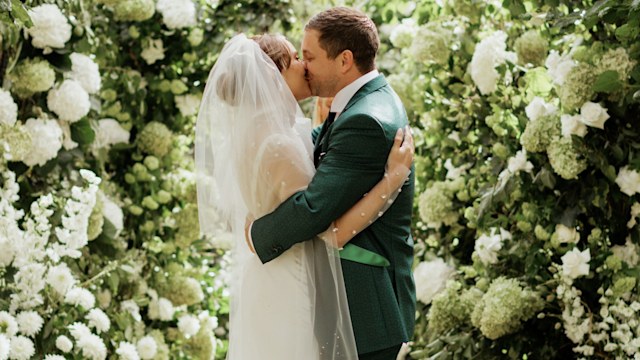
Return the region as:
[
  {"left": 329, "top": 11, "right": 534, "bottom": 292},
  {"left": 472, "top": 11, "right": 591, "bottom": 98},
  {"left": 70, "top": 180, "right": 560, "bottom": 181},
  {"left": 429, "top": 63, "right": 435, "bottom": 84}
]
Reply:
[{"left": 305, "top": 7, "right": 379, "bottom": 73}]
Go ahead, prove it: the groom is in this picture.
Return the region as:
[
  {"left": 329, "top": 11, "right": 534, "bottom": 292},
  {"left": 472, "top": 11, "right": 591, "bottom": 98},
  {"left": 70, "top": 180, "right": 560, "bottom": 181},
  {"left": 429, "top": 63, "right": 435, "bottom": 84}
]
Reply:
[{"left": 249, "top": 7, "right": 415, "bottom": 359}]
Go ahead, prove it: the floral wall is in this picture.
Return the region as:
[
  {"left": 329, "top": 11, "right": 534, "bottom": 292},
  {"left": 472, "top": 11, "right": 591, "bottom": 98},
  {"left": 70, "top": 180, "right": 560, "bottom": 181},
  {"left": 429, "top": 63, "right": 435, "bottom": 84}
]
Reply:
[{"left": 1, "top": 0, "right": 640, "bottom": 359}]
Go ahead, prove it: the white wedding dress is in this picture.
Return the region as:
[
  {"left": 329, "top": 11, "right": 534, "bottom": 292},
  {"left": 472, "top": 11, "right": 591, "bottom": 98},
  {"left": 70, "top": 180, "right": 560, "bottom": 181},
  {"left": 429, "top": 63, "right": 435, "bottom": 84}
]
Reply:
[{"left": 195, "top": 35, "right": 357, "bottom": 360}]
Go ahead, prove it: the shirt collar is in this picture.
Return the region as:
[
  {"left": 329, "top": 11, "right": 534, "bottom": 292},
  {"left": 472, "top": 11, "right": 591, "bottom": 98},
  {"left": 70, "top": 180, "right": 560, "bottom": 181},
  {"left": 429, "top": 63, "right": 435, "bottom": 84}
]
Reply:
[{"left": 330, "top": 69, "right": 379, "bottom": 119}]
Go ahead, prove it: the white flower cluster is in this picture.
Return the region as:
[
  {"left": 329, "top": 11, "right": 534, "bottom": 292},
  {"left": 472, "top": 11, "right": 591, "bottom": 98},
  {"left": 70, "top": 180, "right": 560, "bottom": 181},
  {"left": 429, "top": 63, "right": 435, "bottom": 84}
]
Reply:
[
  {"left": 0, "top": 171, "right": 23, "bottom": 267},
  {"left": 615, "top": 166, "right": 640, "bottom": 196},
  {"left": 552, "top": 224, "right": 580, "bottom": 244},
  {"left": 561, "top": 247, "right": 590, "bottom": 280},
  {"left": 388, "top": 18, "right": 417, "bottom": 48},
  {"left": 156, "top": 0, "right": 197, "bottom": 29},
  {"left": 474, "top": 227, "right": 512, "bottom": 265},
  {"left": 525, "top": 97, "right": 557, "bottom": 122},
  {"left": 556, "top": 280, "right": 591, "bottom": 345},
  {"left": 47, "top": 80, "right": 91, "bottom": 123},
  {"left": 498, "top": 149, "right": 534, "bottom": 181},
  {"left": 545, "top": 50, "right": 576, "bottom": 86},
  {"left": 413, "top": 257, "right": 455, "bottom": 304},
  {"left": 92, "top": 118, "right": 130, "bottom": 151},
  {"left": 21, "top": 118, "right": 63, "bottom": 167},
  {"left": 68, "top": 322, "right": 107, "bottom": 360},
  {"left": 175, "top": 93, "right": 201, "bottom": 117},
  {"left": 611, "top": 237, "right": 639, "bottom": 267},
  {"left": 0, "top": 89, "right": 18, "bottom": 127},
  {"left": 68, "top": 53, "right": 102, "bottom": 94},
  {"left": 26, "top": 4, "right": 72, "bottom": 51},
  {"left": 470, "top": 31, "right": 517, "bottom": 95},
  {"left": 141, "top": 39, "right": 165, "bottom": 65}
]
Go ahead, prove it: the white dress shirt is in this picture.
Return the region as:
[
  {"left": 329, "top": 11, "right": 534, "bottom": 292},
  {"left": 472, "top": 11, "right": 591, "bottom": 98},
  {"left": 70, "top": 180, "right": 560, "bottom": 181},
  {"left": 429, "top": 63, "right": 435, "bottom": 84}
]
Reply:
[{"left": 330, "top": 69, "right": 379, "bottom": 120}]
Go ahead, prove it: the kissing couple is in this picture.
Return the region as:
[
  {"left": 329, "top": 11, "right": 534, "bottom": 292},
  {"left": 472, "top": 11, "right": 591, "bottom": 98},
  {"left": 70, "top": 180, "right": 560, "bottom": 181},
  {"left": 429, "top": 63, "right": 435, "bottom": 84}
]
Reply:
[{"left": 195, "top": 6, "right": 416, "bottom": 360}]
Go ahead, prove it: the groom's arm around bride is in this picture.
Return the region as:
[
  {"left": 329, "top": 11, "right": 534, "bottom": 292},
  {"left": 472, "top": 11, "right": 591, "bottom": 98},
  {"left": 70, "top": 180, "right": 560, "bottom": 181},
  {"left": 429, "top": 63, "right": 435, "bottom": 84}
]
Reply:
[{"left": 249, "top": 7, "right": 416, "bottom": 359}]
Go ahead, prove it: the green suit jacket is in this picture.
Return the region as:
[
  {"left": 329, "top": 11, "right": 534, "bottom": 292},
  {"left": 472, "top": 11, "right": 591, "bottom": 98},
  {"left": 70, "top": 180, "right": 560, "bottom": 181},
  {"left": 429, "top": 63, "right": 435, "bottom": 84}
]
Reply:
[{"left": 251, "top": 75, "right": 416, "bottom": 354}]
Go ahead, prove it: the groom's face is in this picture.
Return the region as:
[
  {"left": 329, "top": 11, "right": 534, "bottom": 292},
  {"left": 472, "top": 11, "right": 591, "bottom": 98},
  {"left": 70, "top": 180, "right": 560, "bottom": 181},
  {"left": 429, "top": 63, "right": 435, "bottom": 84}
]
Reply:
[{"left": 302, "top": 29, "right": 340, "bottom": 97}]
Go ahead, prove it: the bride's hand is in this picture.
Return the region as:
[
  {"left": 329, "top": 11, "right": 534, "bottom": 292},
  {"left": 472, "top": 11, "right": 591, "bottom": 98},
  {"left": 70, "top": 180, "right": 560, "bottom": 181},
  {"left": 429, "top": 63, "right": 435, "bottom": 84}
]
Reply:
[{"left": 386, "top": 126, "right": 414, "bottom": 174}]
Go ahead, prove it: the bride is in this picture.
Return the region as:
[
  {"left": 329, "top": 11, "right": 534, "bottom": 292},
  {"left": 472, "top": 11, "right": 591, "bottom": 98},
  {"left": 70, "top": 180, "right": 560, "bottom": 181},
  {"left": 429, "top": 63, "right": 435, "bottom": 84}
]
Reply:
[{"left": 195, "top": 34, "right": 413, "bottom": 360}]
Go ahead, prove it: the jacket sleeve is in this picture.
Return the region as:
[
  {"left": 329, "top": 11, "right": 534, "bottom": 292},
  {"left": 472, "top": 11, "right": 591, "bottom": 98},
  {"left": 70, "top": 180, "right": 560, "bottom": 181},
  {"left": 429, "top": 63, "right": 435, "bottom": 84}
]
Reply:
[{"left": 251, "top": 114, "right": 391, "bottom": 263}]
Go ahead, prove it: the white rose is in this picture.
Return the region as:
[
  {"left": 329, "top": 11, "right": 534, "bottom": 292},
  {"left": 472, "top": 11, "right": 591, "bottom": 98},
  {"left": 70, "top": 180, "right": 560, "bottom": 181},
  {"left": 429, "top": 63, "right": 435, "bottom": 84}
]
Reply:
[
  {"left": 507, "top": 150, "right": 534, "bottom": 174},
  {"left": 545, "top": 50, "right": 576, "bottom": 86},
  {"left": 21, "top": 118, "right": 63, "bottom": 167},
  {"left": 0, "top": 89, "right": 18, "bottom": 127},
  {"left": 470, "top": 31, "right": 517, "bottom": 95},
  {"left": 177, "top": 315, "right": 200, "bottom": 338},
  {"left": 554, "top": 224, "right": 580, "bottom": 244},
  {"left": 26, "top": 4, "right": 72, "bottom": 50},
  {"left": 92, "top": 118, "right": 130, "bottom": 150},
  {"left": 615, "top": 166, "right": 640, "bottom": 196},
  {"left": 413, "top": 258, "right": 455, "bottom": 304},
  {"left": 561, "top": 248, "right": 590, "bottom": 279},
  {"left": 136, "top": 336, "right": 157, "bottom": 360},
  {"left": 525, "top": 97, "right": 557, "bottom": 122},
  {"left": 68, "top": 53, "right": 101, "bottom": 94},
  {"left": 561, "top": 114, "right": 588, "bottom": 138},
  {"left": 141, "top": 39, "right": 165, "bottom": 65},
  {"left": 579, "top": 102, "right": 610, "bottom": 129},
  {"left": 47, "top": 80, "right": 91, "bottom": 123},
  {"left": 174, "top": 94, "right": 201, "bottom": 117},
  {"left": 55, "top": 335, "right": 73, "bottom": 353},
  {"left": 156, "top": 0, "right": 197, "bottom": 29},
  {"left": 474, "top": 227, "right": 511, "bottom": 265}
]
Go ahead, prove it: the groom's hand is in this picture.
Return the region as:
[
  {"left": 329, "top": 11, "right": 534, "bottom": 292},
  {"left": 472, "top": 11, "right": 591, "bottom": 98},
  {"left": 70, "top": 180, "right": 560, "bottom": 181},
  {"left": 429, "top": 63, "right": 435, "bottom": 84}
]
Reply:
[{"left": 244, "top": 217, "right": 256, "bottom": 254}]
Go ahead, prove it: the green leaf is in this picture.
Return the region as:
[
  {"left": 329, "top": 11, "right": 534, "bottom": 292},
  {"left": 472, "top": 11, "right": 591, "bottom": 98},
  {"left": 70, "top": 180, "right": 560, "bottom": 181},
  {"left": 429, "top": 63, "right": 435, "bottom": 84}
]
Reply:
[
  {"left": 592, "top": 70, "right": 622, "bottom": 93},
  {"left": 615, "top": 24, "right": 639, "bottom": 42},
  {"left": 534, "top": 167, "right": 556, "bottom": 189},
  {"left": 10, "top": 0, "right": 32, "bottom": 27},
  {"left": 71, "top": 119, "right": 96, "bottom": 144}
]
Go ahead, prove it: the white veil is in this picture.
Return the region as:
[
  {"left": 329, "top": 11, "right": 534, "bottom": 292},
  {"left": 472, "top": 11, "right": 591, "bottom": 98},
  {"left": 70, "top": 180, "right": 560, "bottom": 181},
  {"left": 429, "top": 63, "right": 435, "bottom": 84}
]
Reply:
[{"left": 195, "top": 34, "right": 357, "bottom": 359}]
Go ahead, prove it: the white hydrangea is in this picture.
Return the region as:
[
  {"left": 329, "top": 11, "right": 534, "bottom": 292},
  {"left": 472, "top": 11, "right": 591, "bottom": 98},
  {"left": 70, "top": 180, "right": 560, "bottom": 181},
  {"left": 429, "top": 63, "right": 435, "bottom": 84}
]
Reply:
[
  {"left": 545, "top": 50, "right": 576, "bottom": 86},
  {"left": 0, "top": 89, "right": 18, "bottom": 127},
  {"left": 26, "top": 4, "right": 72, "bottom": 50},
  {"left": 198, "top": 311, "right": 219, "bottom": 332},
  {"left": 116, "top": 341, "right": 140, "bottom": 360},
  {"left": 68, "top": 53, "right": 102, "bottom": 94},
  {"left": 525, "top": 97, "right": 557, "bottom": 122},
  {"left": 413, "top": 257, "right": 455, "bottom": 304},
  {"left": 55, "top": 335, "right": 73, "bottom": 353},
  {"left": 64, "top": 287, "right": 96, "bottom": 309},
  {"left": 58, "top": 120, "right": 78, "bottom": 151},
  {"left": 0, "top": 334, "right": 10, "bottom": 360},
  {"left": 475, "top": 227, "right": 512, "bottom": 265},
  {"left": 579, "top": 101, "right": 609, "bottom": 129},
  {"left": 615, "top": 166, "right": 640, "bottom": 196},
  {"left": 0, "top": 312, "right": 19, "bottom": 337},
  {"left": 21, "top": 118, "right": 63, "bottom": 167},
  {"left": 148, "top": 297, "right": 174, "bottom": 321},
  {"left": 553, "top": 224, "right": 580, "bottom": 244},
  {"left": 141, "top": 39, "right": 165, "bottom": 65},
  {"left": 175, "top": 93, "right": 201, "bottom": 117},
  {"left": 177, "top": 314, "right": 200, "bottom": 338},
  {"left": 470, "top": 31, "right": 517, "bottom": 95},
  {"left": 47, "top": 80, "right": 91, "bottom": 123},
  {"left": 444, "top": 159, "right": 471, "bottom": 180},
  {"left": 561, "top": 248, "right": 591, "bottom": 279},
  {"left": 16, "top": 311, "right": 43, "bottom": 337},
  {"left": 561, "top": 114, "right": 588, "bottom": 138},
  {"left": 611, "top": 237, "right": 639, "bottom": 267},
  {"left": 156, "top": 0, "right": 197, "bottom": 29},
  {"left": 506, "top": 150, "right": 534, "bottom": 174},
  {"left": 47, "top": 263, "right": 76, "bottom": 296},
  {"left": 86, "top": 309, "right": 110, "bottom": 334},
  {"left": 92, "top": 118, "right": 130, "bottom": 150},
  {"left": 136, "top": 336, "right": 157, "bottom": 360},
  {"left": 8, "top": 336, "right": 34, "bottom": 360},
  {"left": 389, "top": 18, "right": 417, "bottom": 48}
]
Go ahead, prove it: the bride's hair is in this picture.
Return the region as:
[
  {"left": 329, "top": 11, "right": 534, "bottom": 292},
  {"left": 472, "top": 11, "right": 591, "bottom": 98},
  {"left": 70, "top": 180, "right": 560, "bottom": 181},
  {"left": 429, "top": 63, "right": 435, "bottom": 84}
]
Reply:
[
  {"left": 251, "top": 34, "right": 292, "bottom": 72},
  {"left": 216, "top": 34, "right": 292, "bottom": 105}
]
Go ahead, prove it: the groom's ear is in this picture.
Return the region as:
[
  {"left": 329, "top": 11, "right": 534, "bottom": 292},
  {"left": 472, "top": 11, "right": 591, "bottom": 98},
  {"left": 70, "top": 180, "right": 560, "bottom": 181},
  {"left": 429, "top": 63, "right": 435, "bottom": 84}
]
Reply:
[{"left": 338, "top": 50, "right": 355, "bottom": 74}]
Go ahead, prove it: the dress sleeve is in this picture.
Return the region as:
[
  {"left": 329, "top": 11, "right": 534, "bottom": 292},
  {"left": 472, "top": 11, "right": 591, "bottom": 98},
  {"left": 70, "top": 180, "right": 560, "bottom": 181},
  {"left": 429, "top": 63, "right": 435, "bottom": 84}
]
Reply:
[{"left": 318, "top": 165, "right": 410, "bottom": 248}]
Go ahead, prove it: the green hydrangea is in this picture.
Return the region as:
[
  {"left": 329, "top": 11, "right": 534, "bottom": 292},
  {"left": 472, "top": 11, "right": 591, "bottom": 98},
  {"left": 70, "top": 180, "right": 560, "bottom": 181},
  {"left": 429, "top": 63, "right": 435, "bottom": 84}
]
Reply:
[
  {"left": 9, "top": 58, "right": 56, "bottom": 98},
  {"left": 596, "top": 47, "right": 637, "bottom": 80},
  {"left": 427, "top": 281, "right": 482, "bottom": 335},
  {"left": 485, "top": 108, "right": 519, "bottom": 137},
  {"left": 514, "top": 31, "right": 548, "bottom": 67},
  {"left": 113, "top": 0, "right": 155, "bottom": 22},
  {"left": 149, "top": 330, "right": 170, "bottom": 360},
  {"left": 175, "top": 204, "right": 200, "bottom": 249},
  {"left": 611, "top": 277, "right": 636, "bottom": 298},
  {"left": 449, "top": 0, "right": 484, "bottom": 23},
  {"left": 418, "top": 181, "right": 460, "bottom": 229},
  {"left": 1, "top": 124, "right": 32, "bottom": 162},
  {"left": 137, "top": 121, "right": 173, "bottom": 157},
  {"left": 534, "top": 225, "right": 550, "bottom": 241},
  {"left": 559, "top": 63, "right": 597, "bottom": 110},
  {"left": 547, "top": 137, "right": 587, "bottom": 180},
  {"left": 184, "top": 328, "right": 216, "bottom": 359},
  {"left": 158, "top": 275, "right": 204, "bottom": 307},
  {"left": 87, "top": 194, "right": 104, "bottom": 241},
  {"left": 520, "top": 114, "right": 560, "bottom": 153},
  {"left": 470, "top": 277, "right": 544, "bottom": 340},
  {"left": 410, "top": 24, "right": 452, "bottom": 65},
  {"left": 605, "top": 255, "right": 623, "bottom": 272}
]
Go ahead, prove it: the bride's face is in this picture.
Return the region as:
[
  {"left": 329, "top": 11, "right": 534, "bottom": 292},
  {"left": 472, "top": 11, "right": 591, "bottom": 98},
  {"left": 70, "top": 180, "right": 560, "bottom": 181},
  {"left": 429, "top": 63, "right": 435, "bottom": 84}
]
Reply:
[{"left": 281, "top": 41, "right": 312, "bottom": 101}]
